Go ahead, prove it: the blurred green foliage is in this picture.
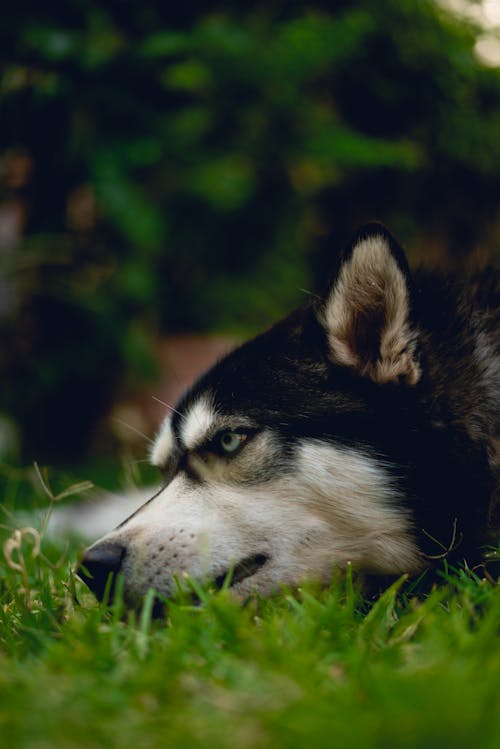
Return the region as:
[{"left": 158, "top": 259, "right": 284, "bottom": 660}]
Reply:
[{"left": 1, "top": 0, "right": 500, "bottom": 461}]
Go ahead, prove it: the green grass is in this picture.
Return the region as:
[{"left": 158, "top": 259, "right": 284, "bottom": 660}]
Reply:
[{"left": 1, "top": 467, "right": 500, "bottom": 749}]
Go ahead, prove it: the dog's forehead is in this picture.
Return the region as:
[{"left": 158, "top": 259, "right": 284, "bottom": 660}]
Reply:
[
  {"left": 150, "top": 311, "right": 363, "bottom": 470},
  {"left": 179, "top": 394, "right": 218, "bottom": 450},
  {"left": 151, "top": 393, "right": 218, "bottom": 467}
]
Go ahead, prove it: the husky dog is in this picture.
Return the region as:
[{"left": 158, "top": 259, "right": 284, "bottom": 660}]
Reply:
[{"left": 79, "top": 224, "right": 499, "bottom": 604}]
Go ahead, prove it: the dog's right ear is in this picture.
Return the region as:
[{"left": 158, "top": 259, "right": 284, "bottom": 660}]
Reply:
[{"left": 318, "top": 223, "right": 421, "bottom": 386}]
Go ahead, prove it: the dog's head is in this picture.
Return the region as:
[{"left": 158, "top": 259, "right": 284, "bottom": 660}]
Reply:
[{"left": 79, "top": 224, "right": 430, "bottom": 605}]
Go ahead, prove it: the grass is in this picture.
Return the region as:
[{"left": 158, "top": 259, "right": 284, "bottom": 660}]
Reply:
[{"left": 1, "top": 465, "right": 500, "bottom": 749}]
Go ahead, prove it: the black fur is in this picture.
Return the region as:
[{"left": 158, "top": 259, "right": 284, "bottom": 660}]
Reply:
[{"left": 174, "top": 224, "right": 499, "bottom": 571}]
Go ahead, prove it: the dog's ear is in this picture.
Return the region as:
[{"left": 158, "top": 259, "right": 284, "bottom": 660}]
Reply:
[{"left": 319, "top": 223, "right": 421, "bottom": 385}]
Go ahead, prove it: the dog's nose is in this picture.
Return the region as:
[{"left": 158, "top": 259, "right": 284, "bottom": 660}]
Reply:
[{"left": 77, "top": 541, "right": 125, "bottom": 601}]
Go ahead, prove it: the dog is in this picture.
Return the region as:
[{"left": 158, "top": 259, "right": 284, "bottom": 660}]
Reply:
[{"left": 78, "top": 223, "right": 499, "bottom": 605}]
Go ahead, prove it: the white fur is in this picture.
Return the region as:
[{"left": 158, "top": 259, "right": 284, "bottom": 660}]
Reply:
[
  {"left": 46, "top": 489, "right": 149, "bottom": 540},
  {"left": 180, "top": 395, "right": 216, "bottom": 450},
  {"left": 321, "top": 235, "right": 420, "bottom": 385},
  {"left": 85, "top": 438, "right": 421, "bottom": 601},
  {"left": 150, "top": 417, "right": 175, "bottom": 467},
  {"left": 295, "top": 442, "right": 420, "bottom": 570}
]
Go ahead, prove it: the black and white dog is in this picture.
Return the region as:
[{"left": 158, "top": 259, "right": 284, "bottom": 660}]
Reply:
[{"left": 79, "top": 224, "right": 499, "bottom": 604}]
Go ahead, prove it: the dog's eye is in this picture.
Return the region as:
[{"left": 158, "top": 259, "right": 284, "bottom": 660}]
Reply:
[{"left": 219, "top": 431, "right": 247, "bottom": 455}]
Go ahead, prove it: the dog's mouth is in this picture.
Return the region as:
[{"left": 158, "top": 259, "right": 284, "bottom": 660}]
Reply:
[
  {"left": 215, "top": 553, "right": 270, "bottom": 590},
  {"left": 149, "top": 553, "right": 270, "bottom": 617}
]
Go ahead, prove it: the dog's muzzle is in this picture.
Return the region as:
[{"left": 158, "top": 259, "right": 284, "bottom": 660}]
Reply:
[{"left": 77, "top": 542, "right": 125, "bottom": 601}]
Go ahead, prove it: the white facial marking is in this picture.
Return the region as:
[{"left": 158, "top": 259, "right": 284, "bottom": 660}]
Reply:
[
  {"left": 180, "top": 395, "right": 216, "bottom": 450},
  {"left": 150, "top": 417, "right": 175, "bottom": 467},
  {"left": 86, "top": 436, "right": 422, "bottom": 602},
  {"left": 294, "top": 441, "right": 421, "bottom": 572}
]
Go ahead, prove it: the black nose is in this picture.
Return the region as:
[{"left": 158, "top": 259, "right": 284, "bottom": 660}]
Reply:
[{"left": 77, "top": 542, "right": 125, "bottom": 601}]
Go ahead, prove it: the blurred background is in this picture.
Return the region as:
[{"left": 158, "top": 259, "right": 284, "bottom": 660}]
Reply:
[{"left": 1, "top": 0, "right": 500, "bottom": 478}]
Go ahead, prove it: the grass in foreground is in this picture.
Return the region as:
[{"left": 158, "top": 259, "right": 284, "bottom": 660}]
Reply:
[{"left": 0, "top": 466, "right": 499, "bottom": 749}]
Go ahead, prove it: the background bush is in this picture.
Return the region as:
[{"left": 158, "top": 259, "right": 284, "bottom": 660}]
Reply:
[{"left": 1, "top": 0, "right": 499, "bottom": 462}]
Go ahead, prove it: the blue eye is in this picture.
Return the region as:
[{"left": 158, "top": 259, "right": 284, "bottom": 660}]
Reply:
[{"left": 219, "top": 431, "right": 247, "bottom": 454}]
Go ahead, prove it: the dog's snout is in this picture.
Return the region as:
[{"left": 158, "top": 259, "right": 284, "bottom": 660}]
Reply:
[{"left": 77, "top": 541, "right": 126, "bottom": 601}]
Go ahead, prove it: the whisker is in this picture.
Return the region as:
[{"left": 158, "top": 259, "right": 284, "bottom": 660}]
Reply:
[
  {"left": 113, "top": 418, "right": 154, "bottom": 444},
  {"left": 298, "top": 287, "right": 321, "bottom": 300},
  {"left": 152, "top": 395, "right": 184, "bottom": 419}
]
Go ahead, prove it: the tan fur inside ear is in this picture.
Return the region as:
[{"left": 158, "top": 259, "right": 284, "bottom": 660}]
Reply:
[{"left": 321, "top": 236, "right": 421, "bottom": 385}]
